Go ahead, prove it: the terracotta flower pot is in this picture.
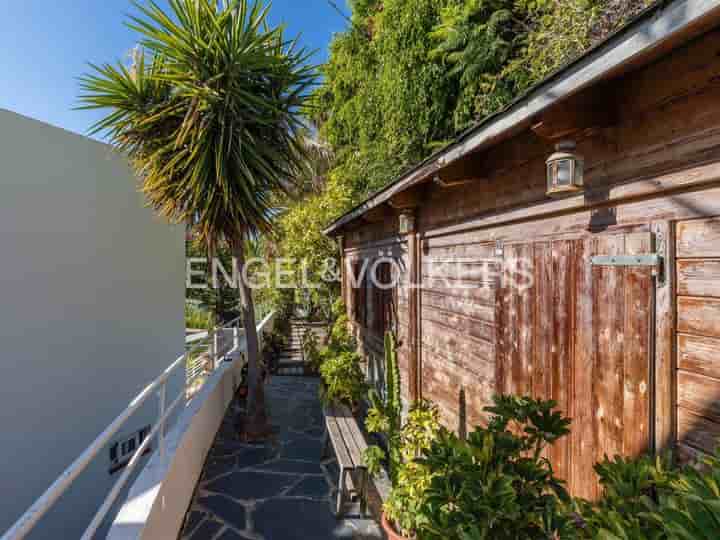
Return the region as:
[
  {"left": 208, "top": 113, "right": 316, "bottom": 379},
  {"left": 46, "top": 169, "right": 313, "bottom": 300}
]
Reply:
[{"left": 381, "top": 513, "right": 411, "bottom": 540}]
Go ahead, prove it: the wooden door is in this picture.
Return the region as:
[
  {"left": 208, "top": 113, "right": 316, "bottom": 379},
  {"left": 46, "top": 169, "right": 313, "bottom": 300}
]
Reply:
[{"left": 498, "top": 231, "right": 654, "bottom": 499}]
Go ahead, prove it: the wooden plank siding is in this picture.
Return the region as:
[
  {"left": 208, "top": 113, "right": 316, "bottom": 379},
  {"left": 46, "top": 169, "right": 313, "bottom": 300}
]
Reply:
[
  {"left": 497, "top": 232, "right": 653, "bottom": 498},
  {"left": 334, "top": 29, "right": 720, "bottom": 498},
  {"left": 676, "top": 217, "right": 720, "bottom": 454},
  {"left": 420, "top": 239, "right": 499, "bottom": 431}
]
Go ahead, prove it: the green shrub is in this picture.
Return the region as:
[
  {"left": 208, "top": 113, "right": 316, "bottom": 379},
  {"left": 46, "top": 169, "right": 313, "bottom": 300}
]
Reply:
[
  {"left": 663, "top": 451, "right": 720, "bottom": 539},
  {"left": 326, "top": 299, "right": 355, "bottom": 352},
  {"left": 579, "top": 449, "right": 720, "bottom": 540},
  {"left": 319, "top": 351, "right": 368, "bottom": 407},
  {"left": 361, "top": 332, "right": 445, "bottom": 537},
  {"left": 415, "top": 395, "right": 573, "bottom": 540},
  {"left": 302, "top": 330, "right": 322, "bottom": 374},
  {"left": 384, "top": 401, "right": 445, "bottom": 538},
  {"left": 185, "top": 303, "right": 212, "bottom": 330}
]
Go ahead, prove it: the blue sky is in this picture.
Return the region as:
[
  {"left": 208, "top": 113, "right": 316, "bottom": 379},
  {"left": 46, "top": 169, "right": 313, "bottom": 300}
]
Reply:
[{"left": 0, "top": 1, "right": 347, "bottom": 137}]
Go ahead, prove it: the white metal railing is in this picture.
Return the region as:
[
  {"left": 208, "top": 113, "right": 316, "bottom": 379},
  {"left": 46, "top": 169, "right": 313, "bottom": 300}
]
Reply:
[
  {"left": 1, "top": 312, "right": 274, "bottom": 540},
  {"left": 184, "top": 315, "right": 245, "bottom": 391}
]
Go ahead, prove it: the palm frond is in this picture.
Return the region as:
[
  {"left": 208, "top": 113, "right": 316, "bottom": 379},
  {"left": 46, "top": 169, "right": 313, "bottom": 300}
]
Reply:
[{"left": 79, "top": 0, "right": 318, "bottom": 249}]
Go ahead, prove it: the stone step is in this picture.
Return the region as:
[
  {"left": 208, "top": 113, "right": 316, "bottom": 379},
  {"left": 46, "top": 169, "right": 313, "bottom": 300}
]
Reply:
[{"left": 276, "top": 366, "right": 305, "bottom": 376}]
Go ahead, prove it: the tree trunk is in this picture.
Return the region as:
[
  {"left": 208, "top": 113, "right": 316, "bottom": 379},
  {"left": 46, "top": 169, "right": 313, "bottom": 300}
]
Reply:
[{"left": 233, "top": 237, "right": 270, "bottom": 440}]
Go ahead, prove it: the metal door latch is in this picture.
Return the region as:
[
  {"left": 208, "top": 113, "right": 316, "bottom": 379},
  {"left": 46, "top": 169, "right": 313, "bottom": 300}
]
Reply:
[{"left": 590, "top": 254, "right": 661, "bottom": 267}]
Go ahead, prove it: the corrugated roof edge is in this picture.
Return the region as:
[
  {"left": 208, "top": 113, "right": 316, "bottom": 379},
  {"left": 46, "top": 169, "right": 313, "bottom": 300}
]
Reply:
[{"left": 323, "top": 0, "right": 720, "bottom": 236}]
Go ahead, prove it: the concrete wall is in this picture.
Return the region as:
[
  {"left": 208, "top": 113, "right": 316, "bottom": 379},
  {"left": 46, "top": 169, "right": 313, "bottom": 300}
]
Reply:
[
  {"left": 108, "top": 314, "right": 275, "bottom": 540},
  {"left": 0, "top": 109, "right": 185, "bottom": 539},
  {"left": 108, "top": 354, "right": 241, "bottom": 540}
]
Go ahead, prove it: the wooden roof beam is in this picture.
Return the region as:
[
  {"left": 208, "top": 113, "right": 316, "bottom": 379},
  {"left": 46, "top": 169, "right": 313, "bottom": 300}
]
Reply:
[
  {"left": 531, "top": 83, "right": 618, "bottom": 141},
  {"left": 433, "top": 151, "right": 488, "bottom": 188}
]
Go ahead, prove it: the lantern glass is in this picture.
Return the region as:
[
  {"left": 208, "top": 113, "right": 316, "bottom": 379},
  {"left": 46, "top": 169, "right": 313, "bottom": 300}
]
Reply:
[
  {"left": 575, "top": 159, "right": 584, "bottom": 187},
  {"left": 546, "top": 142, "right": 584, "bottom": 196},
  {"left": 546, "top": 162, "right": 555, "bottom": 192},
  {"left": 559, "top": 159, "right": 574, "bottom": 185}
]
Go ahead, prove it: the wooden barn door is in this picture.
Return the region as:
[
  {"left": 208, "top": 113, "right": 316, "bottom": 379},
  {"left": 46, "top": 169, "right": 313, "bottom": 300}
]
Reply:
[{"left": 498, "top": 231, "right": 655, "bottom": 499}]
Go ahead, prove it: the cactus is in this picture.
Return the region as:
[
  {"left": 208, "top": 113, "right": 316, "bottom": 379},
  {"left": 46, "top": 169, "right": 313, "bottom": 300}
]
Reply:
[
  {"left": 384, "top": 331, "right": 402, "bottom": 433},
  {"left": 364, "top": 331, "right": 404, "bottom": 481}
]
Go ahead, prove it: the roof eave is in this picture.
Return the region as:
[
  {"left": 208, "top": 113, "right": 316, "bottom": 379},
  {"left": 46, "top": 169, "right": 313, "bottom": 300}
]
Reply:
[{"left": 324, "top": 0, "right": 720, "bottom": 237}]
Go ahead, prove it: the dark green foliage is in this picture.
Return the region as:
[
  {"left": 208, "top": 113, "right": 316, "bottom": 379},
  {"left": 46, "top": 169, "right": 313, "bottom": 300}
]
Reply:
[
  {"left": 416, "top": 395, "right": 574, "bottom": 540},
  {"left": 430, "top": 0, "right": 531, "bottom": 130},
  {"left": 79, "top": 0, "right": 316, "bottom": 246},
  {"left": 663, "top": 452, "right": 720, "bottom": 539},
  {"left": 579, "top": 450, "right": 720, "bottom": 540},
  {"left": 578, "top": 454, "right": 676, "bottom": 539}
]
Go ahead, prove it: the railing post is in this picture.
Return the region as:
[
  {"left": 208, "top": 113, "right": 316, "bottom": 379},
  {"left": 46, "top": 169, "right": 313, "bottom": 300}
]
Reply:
[
  {"left": 233, "top": 322, "right": 240, "bottom": 351},
  {"left": 209, "top": 328, "right": 217, "bottom": 370},
  {"left": 157, "top": 382, "right": 166, "bottom": 463}
]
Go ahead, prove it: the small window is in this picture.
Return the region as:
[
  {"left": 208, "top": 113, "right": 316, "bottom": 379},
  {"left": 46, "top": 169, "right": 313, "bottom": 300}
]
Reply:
[
  {"left": 373, "top": 261, "right": 395, "bottom": 334},
  {"left": 352, "top": 261, "right": 368, "bottom": 328},
  {"left": 109, "top": 425, "right": 152, "bottom": 474}
]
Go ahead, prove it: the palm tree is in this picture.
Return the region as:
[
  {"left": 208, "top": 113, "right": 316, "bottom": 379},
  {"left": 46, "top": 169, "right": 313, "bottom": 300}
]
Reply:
[{"left": 79, "top": 0, "right": 316, "bottom": 438}]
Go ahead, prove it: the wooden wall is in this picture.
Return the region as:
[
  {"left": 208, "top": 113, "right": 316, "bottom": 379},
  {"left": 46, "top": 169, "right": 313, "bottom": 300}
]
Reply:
[
  {"left": 676, "top": 217, "right": 720, "bottom": 456},
  {"left": 339, "top": 26, "right": 720, "bottom": 497},
  {"left": 418, "top": 27, "right": 720, "bottom": 235},
  {"left": 344, "top": 229, "right": 413, "bottom": 404},
  {"left": 419, "top": 236, "right": 499, "bottom": 429},
  {"left": 497, "top": 231, "right": 654, "bottom": 499}
]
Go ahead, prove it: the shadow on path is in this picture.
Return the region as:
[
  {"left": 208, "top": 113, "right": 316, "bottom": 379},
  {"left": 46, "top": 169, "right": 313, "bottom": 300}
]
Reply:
[{"left": 180, "top": 377, "right": 382, "bottom": 540}]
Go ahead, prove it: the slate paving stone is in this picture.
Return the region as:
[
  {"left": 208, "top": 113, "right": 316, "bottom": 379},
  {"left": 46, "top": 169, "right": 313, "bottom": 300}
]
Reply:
[
  {"left": 206, "top": 471, "right": 298, "bottom": 500},
  {"left": 199, "top": 495, "right": 246, "bottom": 531},
  {"left": 203, "top": 456, "right": 237, "bottom": 480},
  {"left": 304, "top": 426, "right": 325, "bottom": 438},
  {"left": 181, "top": 376, "right": 382, "bottom": 540},
  {"left": 285, "top": 475, "right": 331, "bottom": 499},
  {"left": 216, "top": 529, "right": 250, "bottom": 540},
  {"left": 256, "top": 458, "right": 323, "bottom": 475},
  {"left": 254, "top": 499, "right": 355, "bottom": 540},
  {"left": 189, "top": 518, "right": 223, "bottom": 540},
  {"left": 282, "top": 436, "right": 323, "bottom": 460},
  {"left": 210, "top": 440, "right": 252, "bottom": 458},
  {"left": 235, "top": 446, "right": 276, "bottom": 468},
  {"left": 183, "top": 511, "right": 205, "bottom": 536}
]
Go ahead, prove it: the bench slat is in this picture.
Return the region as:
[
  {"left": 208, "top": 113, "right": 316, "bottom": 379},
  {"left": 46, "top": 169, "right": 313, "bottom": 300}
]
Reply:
[
  {"left": 334, "top": 404, "right": 368, "bottom": 468},
  {"left": 325, "top": 408, "right": 354, "bottom": 469}
]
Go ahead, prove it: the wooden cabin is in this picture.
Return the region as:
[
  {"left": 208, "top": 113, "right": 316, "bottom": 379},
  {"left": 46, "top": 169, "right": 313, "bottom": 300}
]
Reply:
[{"left": 324, "top": 0, "right": 720, "bottom": 498}]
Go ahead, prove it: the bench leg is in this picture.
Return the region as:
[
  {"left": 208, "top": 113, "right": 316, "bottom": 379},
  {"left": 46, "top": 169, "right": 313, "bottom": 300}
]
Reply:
[
  {"left": 359, "top": 469, "right": 367, "bottom": 518},
  {"left": 336, "top": 467, "right": 346, "bottom": 516},
  {"left": 320, "top": 426, "right": 329, "bottom": 460}
]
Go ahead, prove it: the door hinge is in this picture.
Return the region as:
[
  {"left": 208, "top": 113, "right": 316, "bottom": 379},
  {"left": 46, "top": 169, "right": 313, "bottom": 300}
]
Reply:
[
  {"left": 590, "top": 254, "right": 661, "bottom": 267},
  {"left": 590, "top": 252, "right": 665, "bottom": 283}
]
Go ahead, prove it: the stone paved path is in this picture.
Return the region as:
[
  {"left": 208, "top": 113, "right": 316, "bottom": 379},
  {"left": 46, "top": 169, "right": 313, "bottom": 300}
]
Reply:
[{"left": 180, "top": 377, "right": 383, "bottom": 540}]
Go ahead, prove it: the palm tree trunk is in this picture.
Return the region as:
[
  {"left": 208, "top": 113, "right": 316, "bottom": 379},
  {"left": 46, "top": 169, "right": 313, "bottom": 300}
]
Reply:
[{"left": 233, "top": 237, "right": 269, "bottom": 440}]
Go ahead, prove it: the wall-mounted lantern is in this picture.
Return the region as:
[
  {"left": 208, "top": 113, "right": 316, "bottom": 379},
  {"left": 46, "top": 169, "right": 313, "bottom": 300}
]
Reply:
[
  {"left": 546, "top": 140, "right": 584, "bottom": 197},
  {"left": 398, "top": 210, "right": 416, "bottom": 235}
]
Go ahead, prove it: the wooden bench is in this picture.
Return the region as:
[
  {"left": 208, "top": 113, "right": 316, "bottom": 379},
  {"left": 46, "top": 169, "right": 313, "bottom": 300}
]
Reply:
[{"left": 321, "top": 403, "right": 368, "bottom": 517}]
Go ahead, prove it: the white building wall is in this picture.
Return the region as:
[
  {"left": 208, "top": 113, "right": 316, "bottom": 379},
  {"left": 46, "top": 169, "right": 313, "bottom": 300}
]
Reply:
[{"left": 0, "top": 109, "right": 185, "bottom": 539}]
